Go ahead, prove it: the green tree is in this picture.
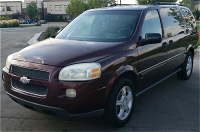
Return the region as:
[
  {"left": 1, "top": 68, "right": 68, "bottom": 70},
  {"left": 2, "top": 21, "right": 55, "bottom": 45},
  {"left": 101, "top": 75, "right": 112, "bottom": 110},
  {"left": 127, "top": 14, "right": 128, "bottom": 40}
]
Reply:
[
  {"left": 87, "top": 0, "right": 116, "bottom": 9},
  {"left": 66, "top": 0, "right": 87, "bottom": 18},
  {"left": 26, "top": 1, "right": 38, "bottom": 20},
  {"left": 88, "top": 0, "right": 102, "bottom": 8},
  {"left": 181, "top": 0, "right": 194, "bottom": 11},
  {"left": 137, "top": 0, "right": 177, "bottom": 5},
  {"left": 193, "top": 8, "right": 200, "bottom": 20}
]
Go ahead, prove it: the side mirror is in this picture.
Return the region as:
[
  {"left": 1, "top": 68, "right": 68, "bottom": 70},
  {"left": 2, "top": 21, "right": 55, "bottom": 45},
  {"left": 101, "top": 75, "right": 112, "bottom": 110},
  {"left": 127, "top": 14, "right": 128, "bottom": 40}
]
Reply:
[{"left": 139, "top": 33, "right": 162, "bottom": 46}]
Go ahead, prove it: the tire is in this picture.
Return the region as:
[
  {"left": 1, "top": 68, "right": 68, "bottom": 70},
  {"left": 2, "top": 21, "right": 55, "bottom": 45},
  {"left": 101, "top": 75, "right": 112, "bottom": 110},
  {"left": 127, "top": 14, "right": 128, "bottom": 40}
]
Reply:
[
  {"left": 104, "top": 77, "right": 135, "bottom": 127},
  {"left": 177, "top": 51, "right": 193, "bottom": 80}
]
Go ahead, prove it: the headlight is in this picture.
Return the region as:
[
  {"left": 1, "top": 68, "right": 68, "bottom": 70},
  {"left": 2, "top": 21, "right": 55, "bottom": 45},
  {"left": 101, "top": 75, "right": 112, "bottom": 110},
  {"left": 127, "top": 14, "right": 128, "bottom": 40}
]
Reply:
[
  {"left": 59, "top": 63, "right": 101, "bottom": 81},
  {"left": 6, "top": 53, "right": 16, "bottom": 70}
]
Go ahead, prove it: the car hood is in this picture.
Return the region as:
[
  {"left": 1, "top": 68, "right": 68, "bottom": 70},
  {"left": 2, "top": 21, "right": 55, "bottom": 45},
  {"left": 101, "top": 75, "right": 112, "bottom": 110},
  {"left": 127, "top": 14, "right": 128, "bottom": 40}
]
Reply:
[{"left": 13, "top": 38, "right": 124, "bottom": 66}]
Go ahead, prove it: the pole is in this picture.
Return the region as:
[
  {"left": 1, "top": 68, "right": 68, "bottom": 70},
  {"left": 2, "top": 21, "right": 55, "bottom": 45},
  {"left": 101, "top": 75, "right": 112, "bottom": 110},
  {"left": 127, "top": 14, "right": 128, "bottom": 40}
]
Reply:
[
  {"left": 5, "top": 3, "right": 7, "bottom": 15},
  {"left": 120, "top": 0, "right": 121, "bottom": 5},
  {"left": 36, "top": 0, "right": 38, "bottom": 23}
]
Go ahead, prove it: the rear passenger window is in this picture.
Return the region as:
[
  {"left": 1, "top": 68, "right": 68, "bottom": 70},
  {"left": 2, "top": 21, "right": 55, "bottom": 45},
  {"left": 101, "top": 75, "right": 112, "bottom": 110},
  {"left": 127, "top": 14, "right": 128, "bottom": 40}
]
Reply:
[
  {"left": 180, "top": 8, "right": 196, "bottom": 31},
  {"left": 160, "top": 8, "right": 184, "bottom": 38},
  {"left": 141, "top": 10, "right": 162, "bottom": 39}
]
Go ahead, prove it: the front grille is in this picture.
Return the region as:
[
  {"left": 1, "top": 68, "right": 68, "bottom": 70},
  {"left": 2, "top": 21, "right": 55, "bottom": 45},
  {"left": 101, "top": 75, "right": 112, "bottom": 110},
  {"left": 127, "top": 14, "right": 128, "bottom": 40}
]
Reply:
[
  {"left": 11, "top": 65, "right": 50, "bottom": 81},
  {"left": 11, "top": 79, "right": 48, "bottom": 96}
]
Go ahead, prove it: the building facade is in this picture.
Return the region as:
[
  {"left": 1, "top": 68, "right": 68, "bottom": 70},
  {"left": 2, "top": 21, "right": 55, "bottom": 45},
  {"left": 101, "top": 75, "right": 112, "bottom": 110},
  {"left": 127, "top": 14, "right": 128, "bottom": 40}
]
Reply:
[
  {"left": 193, "top": 0, "right": 200, "bottom": 10},
  {"left": 44, "top": 0, "right": 71, "bottom": 20},
  {"left": 0, "top": 0, "right": 76, "bottom": 20},
  {"left": 21, "top": 0, "right": 47, "bottom": 20},
  {"left": 0, "top": 1, "right": 22, "bottom": 15}
]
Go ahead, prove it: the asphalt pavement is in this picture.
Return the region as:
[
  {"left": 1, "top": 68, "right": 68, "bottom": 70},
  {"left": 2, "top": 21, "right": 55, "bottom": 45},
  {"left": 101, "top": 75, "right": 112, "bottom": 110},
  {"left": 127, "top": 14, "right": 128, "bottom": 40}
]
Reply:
[{"left": 0, "top": 24, "right": 199, "bottom": 131}]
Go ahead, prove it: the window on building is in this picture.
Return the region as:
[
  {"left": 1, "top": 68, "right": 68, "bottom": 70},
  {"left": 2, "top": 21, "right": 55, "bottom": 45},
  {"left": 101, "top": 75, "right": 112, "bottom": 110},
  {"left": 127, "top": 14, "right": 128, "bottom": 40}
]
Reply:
[
  {"left": 54, "top": 5, "right": 62, "bottom": 11},
  {"left": 6, "top": 6, "right": 13, "bottom": 11},
  {"left": 43, "top": 2, "right": 47, "bottom": 8},
  {"left": 50, "top": 5, "right": 53, "bottom": 11},
  {"left": 22, "top": 2, "right": 25, "bottom": 8},
  {"left": 160, "top": 8, "right": 184, "bottom": 38},
  {"left": 141, "top": 10, "right": 162, "bottom": 39},
  {"left": 0, "top": 6, "right": 5, "bottom": 12},
  {"left": 8, "top": 6, "right": 14, "bottom": 11}
]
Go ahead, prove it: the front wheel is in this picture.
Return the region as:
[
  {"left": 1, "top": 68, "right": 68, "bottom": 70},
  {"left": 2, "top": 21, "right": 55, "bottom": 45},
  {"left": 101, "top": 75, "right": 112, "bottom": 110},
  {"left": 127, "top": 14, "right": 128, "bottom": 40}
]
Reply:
[
  {"left": 177, "top": 51, "right": 193, "bottom": 80},
  {"left": 104, "top": 77, "right": 135, "bottom": 127}
]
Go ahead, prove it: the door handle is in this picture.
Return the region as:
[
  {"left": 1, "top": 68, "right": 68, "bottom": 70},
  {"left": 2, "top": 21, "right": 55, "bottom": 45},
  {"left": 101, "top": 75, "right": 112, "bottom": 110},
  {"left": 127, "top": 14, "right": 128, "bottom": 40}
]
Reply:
[
  {"left": 169, "top": 40, "right": 174, "bottom": 47},
  {"left": 162, "top": 42, "right": 168, "bottom": 49}
]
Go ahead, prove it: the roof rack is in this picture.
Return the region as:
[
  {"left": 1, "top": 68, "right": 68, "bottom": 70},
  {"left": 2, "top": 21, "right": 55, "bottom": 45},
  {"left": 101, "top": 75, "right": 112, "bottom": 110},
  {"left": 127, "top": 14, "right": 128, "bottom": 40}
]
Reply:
[
  {"left": 153, "top": 2, "right": 183, "bottom": 6},
  {"left": 110, "top": 4, "right": 137, "bottom": 7}
]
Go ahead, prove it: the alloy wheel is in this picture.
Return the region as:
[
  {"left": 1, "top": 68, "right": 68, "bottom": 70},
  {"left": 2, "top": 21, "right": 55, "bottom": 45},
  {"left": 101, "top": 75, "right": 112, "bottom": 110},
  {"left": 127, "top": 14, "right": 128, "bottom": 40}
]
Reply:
[
  {"left": 186, "top": 56, "right": 192, "bottom": 76},
  {"left": 116, "top": 86, "right": 133, "bottom": 120}
]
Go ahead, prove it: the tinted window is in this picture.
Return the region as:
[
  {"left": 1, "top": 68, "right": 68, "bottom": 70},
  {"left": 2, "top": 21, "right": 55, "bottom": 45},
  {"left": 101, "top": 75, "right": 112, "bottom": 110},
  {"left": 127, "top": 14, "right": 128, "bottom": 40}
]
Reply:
[
  {"left": 180, "top": 8, "right": 196, "bottom": 31},
  {"left": 141, "top": 10, "right": 162, "bottom": 39},
  {"left": 160, "top": 8, "right": 184, "bottom": 38},
  {"left": 56, "top": 10, "right": 141, "bottom": 42}
]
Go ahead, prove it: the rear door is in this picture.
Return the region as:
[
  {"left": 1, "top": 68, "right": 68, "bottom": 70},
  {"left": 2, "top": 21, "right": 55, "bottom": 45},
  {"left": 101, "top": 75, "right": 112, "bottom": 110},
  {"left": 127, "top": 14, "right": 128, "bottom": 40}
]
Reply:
[
  {"left": 160, "top": 7, "right": 186, "bottom": 74},
  {"left": 137, "top": 10, "right": 168, "bottom": 91},
  {"left": 180, "top": 8, "right": 198, "bottom": 51}
]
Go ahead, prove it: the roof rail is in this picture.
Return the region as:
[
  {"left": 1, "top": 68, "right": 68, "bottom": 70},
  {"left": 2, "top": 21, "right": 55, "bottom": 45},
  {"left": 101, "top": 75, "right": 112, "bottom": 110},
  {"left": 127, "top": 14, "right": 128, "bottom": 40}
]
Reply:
[
  {"left": 153, "top": 2, "right": 183, "bottom": 6},
  {"left": 110, "top": 4, "right": 137, "bottom": 7}
]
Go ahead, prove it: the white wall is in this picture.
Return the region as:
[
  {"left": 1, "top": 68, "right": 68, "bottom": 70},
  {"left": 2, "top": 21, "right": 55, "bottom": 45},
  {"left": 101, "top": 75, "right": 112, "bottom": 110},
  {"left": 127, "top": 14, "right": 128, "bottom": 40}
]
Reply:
[
  {"left": 47, "top": 1, "right": 70, "bottom": 14},
  {"left": 194, "top": 3, "right": 200, "bottom": 10},
  {"left": 0, "top": 1, "right": 21, "bottom": 15}
]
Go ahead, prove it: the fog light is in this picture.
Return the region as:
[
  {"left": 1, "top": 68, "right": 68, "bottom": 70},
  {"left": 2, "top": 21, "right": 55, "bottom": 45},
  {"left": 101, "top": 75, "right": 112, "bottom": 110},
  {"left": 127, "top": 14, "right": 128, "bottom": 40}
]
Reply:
[{"left": 66, "top": 89, "right": 76, "bottom": 98}]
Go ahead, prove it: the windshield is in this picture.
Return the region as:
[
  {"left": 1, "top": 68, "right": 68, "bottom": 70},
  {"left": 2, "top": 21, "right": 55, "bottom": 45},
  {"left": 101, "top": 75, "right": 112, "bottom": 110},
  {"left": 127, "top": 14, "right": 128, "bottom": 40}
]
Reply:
[{"left": 56, "top": 10, "right": 141, "bottom": 42}]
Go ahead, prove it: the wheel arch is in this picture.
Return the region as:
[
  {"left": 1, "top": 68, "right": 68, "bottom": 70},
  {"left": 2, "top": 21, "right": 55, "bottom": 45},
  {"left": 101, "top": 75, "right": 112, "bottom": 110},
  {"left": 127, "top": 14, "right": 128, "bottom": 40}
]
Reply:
[
  {"left": 186, "top": 44, "right": 194, "bottom": 57},
  {"left": 105, "top": 65, "right": 139, "bottom": 99}
]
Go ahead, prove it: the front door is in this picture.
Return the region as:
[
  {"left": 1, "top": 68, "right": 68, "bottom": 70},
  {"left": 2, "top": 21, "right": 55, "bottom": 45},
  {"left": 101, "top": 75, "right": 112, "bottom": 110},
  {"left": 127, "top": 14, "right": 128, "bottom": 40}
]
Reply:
[{"left": 137, "top": 10, "right": 168, "bottom": 92}]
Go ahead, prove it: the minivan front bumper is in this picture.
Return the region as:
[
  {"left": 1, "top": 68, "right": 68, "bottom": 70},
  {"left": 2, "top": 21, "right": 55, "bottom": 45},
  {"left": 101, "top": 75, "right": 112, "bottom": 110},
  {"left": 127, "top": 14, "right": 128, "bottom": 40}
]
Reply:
[{"left": 6, "top": 92, "right": 104, "bottom": 119}]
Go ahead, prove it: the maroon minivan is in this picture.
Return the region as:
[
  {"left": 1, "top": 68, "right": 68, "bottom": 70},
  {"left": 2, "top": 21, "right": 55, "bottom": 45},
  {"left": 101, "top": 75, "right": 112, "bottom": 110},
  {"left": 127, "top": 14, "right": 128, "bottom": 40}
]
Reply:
[{"left": 2, "top": 3, "right": 199, "bottom": 127}]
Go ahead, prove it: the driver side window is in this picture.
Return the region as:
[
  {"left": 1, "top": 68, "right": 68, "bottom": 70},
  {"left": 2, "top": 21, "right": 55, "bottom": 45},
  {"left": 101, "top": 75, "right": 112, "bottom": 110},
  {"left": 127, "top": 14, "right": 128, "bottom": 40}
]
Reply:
[{"left": 141, "top": 10, "right": 162, "bottom": 39}]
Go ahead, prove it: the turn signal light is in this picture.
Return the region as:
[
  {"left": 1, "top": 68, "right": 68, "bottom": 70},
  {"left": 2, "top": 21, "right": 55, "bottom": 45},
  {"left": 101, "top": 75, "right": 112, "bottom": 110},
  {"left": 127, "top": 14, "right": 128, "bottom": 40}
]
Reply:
[
  {"left": 91, "top": 68, "right": 100, "bottom": 73},
  {"left": 91, "top": 68, "right": 100, "bottom": 78},
  {"left": 91, "top": 73, "right": 99, "bottom": 78}
]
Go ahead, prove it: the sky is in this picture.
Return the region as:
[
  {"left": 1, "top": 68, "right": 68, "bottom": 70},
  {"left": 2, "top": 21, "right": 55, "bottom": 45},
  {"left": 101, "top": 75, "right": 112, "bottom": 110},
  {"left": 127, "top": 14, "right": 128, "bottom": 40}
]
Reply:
[{"left": 0, "top": 0, "right": 137, "bottom": 3}]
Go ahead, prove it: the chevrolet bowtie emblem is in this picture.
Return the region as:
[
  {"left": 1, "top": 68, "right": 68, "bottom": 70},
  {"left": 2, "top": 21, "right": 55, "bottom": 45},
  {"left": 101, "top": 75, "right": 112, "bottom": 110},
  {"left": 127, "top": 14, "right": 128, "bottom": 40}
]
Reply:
[{"left": 20, "top": 76, "right": 30, "bottom": 84}]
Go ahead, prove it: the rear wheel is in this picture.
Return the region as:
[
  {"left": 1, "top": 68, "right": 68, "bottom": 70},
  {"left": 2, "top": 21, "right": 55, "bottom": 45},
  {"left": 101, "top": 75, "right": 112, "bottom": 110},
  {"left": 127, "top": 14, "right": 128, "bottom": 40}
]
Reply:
[
  {"left": 177, "top": 51, "right": 193, "bottom": 80},
  {"left": 104, "top": 77, "right": 135, "bottom": 127}
]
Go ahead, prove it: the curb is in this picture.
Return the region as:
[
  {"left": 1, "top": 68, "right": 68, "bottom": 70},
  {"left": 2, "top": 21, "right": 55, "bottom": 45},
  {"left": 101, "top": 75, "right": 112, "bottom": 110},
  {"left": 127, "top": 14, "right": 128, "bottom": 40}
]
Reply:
[
  {"left": 27, "top": 32, "right": 43, "bottom": 45},
  {"left": 198, "top": 46, "right": 200, "bottom": 51}
]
